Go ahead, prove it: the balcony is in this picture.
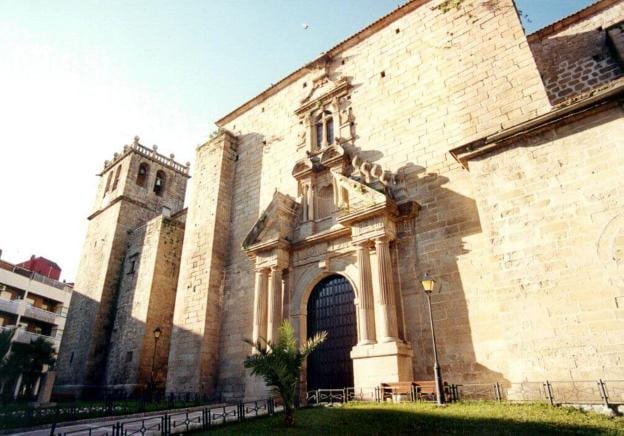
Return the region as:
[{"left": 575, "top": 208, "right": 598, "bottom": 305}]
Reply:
[
  {"left": 0, "top": 262, "right": 72, "bottom": 293},
  {"left": 0, "top": 298, "right": 21, "bottom": 316},
  {"left": 0, "top": 298, "right": 65, "bottom": 324},
  {"left": 12, "top": 328, "right": 60, "bottom": 348},
  {"left": 23, "top": 304, "right": 59, "bottom": 324}
]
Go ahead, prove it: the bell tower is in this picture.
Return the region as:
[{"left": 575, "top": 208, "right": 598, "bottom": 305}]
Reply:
[{"left": 55, "top": 136, "right": 190, "bottom": 399}]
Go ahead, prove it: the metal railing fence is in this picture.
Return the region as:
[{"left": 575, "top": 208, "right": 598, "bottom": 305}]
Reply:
[
  {"left": 2, "top": 397, "right": 279, "bottom": 435},
  {"left": 450, "top": 379, "right": 624, "bottom": 408},
  {"left": 306, "top": 379, "right": 624, "bottom": 409},
  {"left": 0, "top": 392, "right": 218, "bottom": 430}
]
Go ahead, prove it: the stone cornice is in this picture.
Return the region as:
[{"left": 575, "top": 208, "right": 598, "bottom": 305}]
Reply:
[
  {"left": 449, "top": 78, "right": 624, "bottom": 169},
  {"left": 337, "top": 203, "right": 398, "bottom": 227},
  {"left": 244, "top": 238, "right": 291, "bottom": 257},
  {"left": 527, "top": 0, "right": 620, "bottom": 42},
  {"left": 99, "top": 140, "right": 190, "bottom": 178},
  {"left": 292, "top": 226, "right": 352, "bottom": 249},
  {"left": 197, "top": 129, "right": 238, "bottom": 154},
  {"left": 87, "top": 195, "right": 156, "bottom": 221}
]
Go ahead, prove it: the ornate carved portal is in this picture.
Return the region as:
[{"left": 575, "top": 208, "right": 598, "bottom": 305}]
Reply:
[{"left": 243, "top": 77, "right": 420, "bottom": 391}]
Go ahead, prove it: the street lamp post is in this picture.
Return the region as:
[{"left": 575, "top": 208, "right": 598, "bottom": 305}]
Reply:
[
  {"left": 421, "top": 273, "right": 445, "bottom": 405},
  {"left": 149, "top": 327, "right": 162, "bottom": 399}
]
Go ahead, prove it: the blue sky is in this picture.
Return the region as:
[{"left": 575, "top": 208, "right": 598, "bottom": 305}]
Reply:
[{"left": 0, "top": 0, "right": 596, "bottom": 279}]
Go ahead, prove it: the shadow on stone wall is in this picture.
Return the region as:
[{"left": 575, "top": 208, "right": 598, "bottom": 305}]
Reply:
[
  {"left": 215, "top": 132, "right": 265, "bottom": 401},
  {"left": 54, "top": 286, "right": 193, "bottom": 400},
  {"left": 54, "top": 290, "right": 102, "bottom": 399},
  {"left": 395, "top": 161, "right": 507, "bottom": 386},
  {"left": 529, "top": 29, "right": 623, "bottom": 104}
]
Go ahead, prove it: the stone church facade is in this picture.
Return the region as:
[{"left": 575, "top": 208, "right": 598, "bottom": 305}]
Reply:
[{"left": 55, "top": 0, "right": 624, "bottom": 400}]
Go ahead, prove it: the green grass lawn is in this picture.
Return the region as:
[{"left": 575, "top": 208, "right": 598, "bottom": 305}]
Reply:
[{"left": 200, "top": 401, "right": 624, "bottom": 435}]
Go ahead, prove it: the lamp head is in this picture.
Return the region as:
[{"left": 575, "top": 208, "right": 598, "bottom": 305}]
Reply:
[
  {"left": 153, "top": 327, "right": 162, "bottom": 339},
  {"left": 421, "top": 272, "right": 435, "bottom": 293}
]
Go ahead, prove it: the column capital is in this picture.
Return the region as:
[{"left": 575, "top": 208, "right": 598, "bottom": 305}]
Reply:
[
  {"left": 374, "top": 235, "right": 392, "bottom": 245},
  {"left": 354, "top": 239, "right": 373, "bottom": 249}
]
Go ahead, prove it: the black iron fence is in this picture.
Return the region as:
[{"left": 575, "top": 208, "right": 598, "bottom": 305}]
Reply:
[
  {"left": 18, "top": 398, "right": 279, "bottom": 435},
  {"left": 0, "top": 392, "right": 220, "bottom": 430},
  {"left": 305, "top": 388, "right": 359, "bottom": 405},
  {"left": 306, "top": 379, "right": 624, "bottom": 409},
  {"left": 4, "top": 380, "right": 623, "bottom": 433},
  {"left": 454, "top": 379, "right": 624, "bottom": 407}
]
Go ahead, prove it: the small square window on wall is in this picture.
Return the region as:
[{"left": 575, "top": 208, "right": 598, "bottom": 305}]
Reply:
[
  {"left": 127, "top": 253, "right": 139, "bottom": 274},
  {"left": 125, "top": 351, "right": 133, "bottom": 363}
]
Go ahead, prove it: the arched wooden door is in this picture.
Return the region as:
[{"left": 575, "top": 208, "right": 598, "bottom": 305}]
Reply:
[{"left": 306, "top": 275, "right": 357, "bottom": 390}]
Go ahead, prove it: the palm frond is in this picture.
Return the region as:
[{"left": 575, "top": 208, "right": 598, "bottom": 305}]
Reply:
[
  {"left": 243, "top": 320, "right": 326, "bottom": 417},
  {"left": 301, "top": 331, "right": 327, "bottom": 357}
]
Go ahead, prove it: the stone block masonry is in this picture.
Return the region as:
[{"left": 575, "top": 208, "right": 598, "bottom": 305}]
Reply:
[
  {"left": 105, "top": 215, "right": 185, "bottom": 393},
  {"left": 55, "top": 142, "right": 189, "bottom": 399},
  {"left": 529, "top": 0, "right": 624, "bottom": 103},
  {"left": 166, "top": 131, "right": 238, "bottom": 395},
  {"left": 55, "top": 0, "right": 624, "bottom": 401},
  {"left": 468, "top": 104, "right": 624, "bottom": 382},
  {"left": 213, "top": 0, "right": 551, "bottom": 396}
]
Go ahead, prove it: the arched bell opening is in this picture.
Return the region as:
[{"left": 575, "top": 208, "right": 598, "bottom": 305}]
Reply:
[{"left": 305, "top": 274, "right": 357, "bottom": 390}]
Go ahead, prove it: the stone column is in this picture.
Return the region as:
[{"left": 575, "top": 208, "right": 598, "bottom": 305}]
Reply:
[
  {"left": 302, "top": 185, "right": 309, "bottom": 221},
  {"left": 281, "top": 268, "right": 292, "bottom": 322},
  {"left": 252, "top": 268, "right": 269, "bottom": 350},
  {"left": 375, "top": 237, "right": 399, "bottom": 342},
  {"left": 266, "top": 266, "right": 283, "bottom": 344},
  {"left": 356, "top": 242, "right": 376, "bottom": 344},
  {"left": 307, "top": 183, "right": 315, "bottom": 221}
]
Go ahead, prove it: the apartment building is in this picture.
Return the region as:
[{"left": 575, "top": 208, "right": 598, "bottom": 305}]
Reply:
[{"left": 0, "top": 257, "right": 72, "bottom": 398}]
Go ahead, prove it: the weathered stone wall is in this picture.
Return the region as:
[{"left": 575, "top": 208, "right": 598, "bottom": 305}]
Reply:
[
  {"left": 138, "top": 217, "right": 185, "bottom": 390},
  {"left": 55, "top": 149, "right": 188, "bottom": 398},
  {"left": 166, "top": 132, "right": 237, "bottom": 395},
  {"left": 105, "top": 215, "right": 184, "bottom": 393},
  {"left": 468, "top": 105, "right": 624, "bottom": 382},
  {"left": 212, "top": 0, "right": 551, "bottom": 397},
  {"left": 529, "top": 1, "right": 624, "bottom": 104}
]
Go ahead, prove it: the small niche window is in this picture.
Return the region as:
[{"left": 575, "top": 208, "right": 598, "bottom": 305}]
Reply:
[
  {"left": 111, "top": 165, "right": 122, "bottom": 191},
  {"left": 136, "top": 163, "right": 149, "bottom": 187},
  {"left": 104, "top": 172, "right": 113, "bottom": 197},
  {"left": 125, "top": 351, "right": 133, "bottom": 363},
  {"left": 154, "top": 170, "right": 166, "bottom": 196},
  {"left": 314, "top": 110, "right": 334, "bottom": 150},
  {"left": 127, "top": 253, "right": 139, "bottom": 274}
]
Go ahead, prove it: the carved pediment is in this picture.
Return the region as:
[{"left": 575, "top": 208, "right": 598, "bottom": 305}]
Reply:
[
  {"left": 292, "top": 158, "right": 315, "bottom": 180},
  {"left": 242, "top": 191, "right": 299, "bottom": 252},
  {"left": 297, "top": 76, "right": 350, "bottom": 114},
  {"left": 320, "top": 144, "right": 347, "bottom": 168}
]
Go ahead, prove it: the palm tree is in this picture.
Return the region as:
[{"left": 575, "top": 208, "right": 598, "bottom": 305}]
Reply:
[{"left": 244, "top": 321, "right": 326, "bottom": 426}]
